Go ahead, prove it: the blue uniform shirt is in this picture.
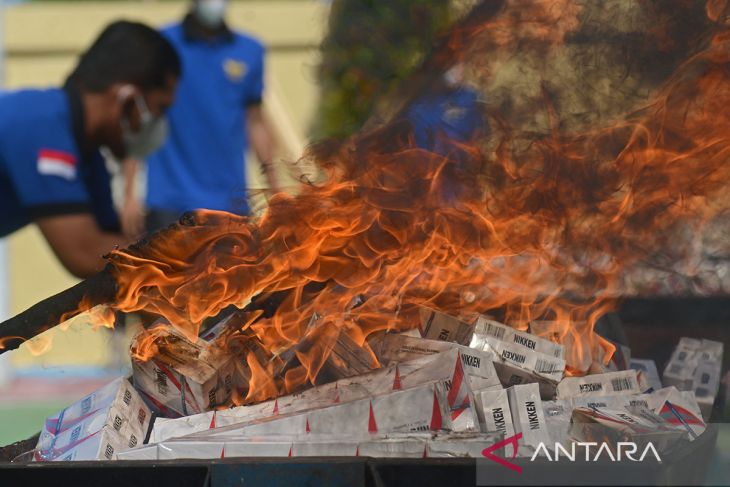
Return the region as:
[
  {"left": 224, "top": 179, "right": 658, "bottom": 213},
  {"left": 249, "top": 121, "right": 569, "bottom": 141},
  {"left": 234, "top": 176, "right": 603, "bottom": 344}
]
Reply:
[
  {"left": 407, "top": 86, "right": 486, "bottom": 154},
  {"left": 146, "top": 16, "right": 265, "bottom": 216},
  {"left": 0, "top": 87, "right": 118, "bottom": 237}
]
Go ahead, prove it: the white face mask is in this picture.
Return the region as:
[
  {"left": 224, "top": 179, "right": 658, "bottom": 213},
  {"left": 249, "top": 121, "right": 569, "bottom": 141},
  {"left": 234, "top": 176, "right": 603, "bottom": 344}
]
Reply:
[
  {"left": 194, "top": 0, "right": 228, "bottom": 29},
  {"left": 119, "top": 87, "right": 169, "bottom": 160}
]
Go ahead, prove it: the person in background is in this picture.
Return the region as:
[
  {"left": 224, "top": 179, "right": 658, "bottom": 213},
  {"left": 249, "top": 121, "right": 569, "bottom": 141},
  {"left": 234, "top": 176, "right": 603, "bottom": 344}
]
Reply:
[
  {"left": 121, "top": 0, "right": 281, "bottom": 235},
  {"left": 0, "top": 21, "right": 180, "bottom": 278}
]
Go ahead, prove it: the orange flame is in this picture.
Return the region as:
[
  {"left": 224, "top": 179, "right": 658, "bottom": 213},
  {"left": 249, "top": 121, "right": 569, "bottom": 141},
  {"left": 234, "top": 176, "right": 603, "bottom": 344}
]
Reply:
[{"left": 115, "top": 1, "right": 730, "bottom": 399}]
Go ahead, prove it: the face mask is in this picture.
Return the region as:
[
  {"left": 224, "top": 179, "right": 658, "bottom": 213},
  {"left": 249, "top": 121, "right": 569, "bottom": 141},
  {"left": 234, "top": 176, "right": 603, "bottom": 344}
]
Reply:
[
  {"left": 444, "top": 64, "right": 464, "bottom": 87},
  {"left": 120, "top": 89, "right": 169, "bottom": 160},
  {"left": 194, "top": 0, "right": 228, "bottom": 29}
]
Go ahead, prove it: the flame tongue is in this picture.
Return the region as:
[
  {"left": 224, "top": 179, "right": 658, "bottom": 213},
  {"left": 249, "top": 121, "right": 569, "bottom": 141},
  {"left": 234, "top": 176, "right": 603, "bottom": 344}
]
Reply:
[{"left": 114, "top": 0, "right": 730, "bottom": 395}]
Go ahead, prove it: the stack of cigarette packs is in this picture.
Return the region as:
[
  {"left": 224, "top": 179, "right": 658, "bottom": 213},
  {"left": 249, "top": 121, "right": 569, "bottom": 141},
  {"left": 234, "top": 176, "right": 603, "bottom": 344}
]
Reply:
[
  {"left": 34, "top": 378, "right": 152, "bottom": 461},
  {"left": 32, "top": 307, "right": 716, "bottom": 462},
  {"left": 662, "top": 337, "right": 724, "bottom": 420}
]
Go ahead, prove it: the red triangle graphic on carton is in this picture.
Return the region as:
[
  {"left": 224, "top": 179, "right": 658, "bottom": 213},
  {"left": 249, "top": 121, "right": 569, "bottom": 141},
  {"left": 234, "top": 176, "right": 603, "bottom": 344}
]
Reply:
[
  {"left": 306, "top": 417, "right": 311, "bottom": 433},
  {"left": 448, "top": 352, "right": 466, "bottom": 408},
  {"left": 355, "top": 446, "right": 360, "bottom": 457},
  {"left": 422, "top": 444, "right": 428, "bottom": 458},
  {"left": 272, "top": 398, "right": 279, "bottom": 416},
  {"left": 209, "top": 411, "right": 217, "bottom": 429},
  {"left": 220, "top": 446, "right": 225, "bottom": 459},
  {"left": 288, "top": 445, "right": 293, "bottom": 457},
  {"left": 368, "top": 401, "right": 378, "bottom": 433},
  {"left": 430, "top": 389, "right": 443, "bottom": 430},
  {"left": 392, "top": 365, "right": 402, "bottom": 390}
]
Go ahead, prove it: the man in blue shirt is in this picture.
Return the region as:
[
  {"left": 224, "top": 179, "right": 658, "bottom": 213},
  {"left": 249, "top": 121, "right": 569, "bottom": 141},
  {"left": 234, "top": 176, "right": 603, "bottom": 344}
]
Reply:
[
  {"left": 0, "top": 21, "right": 180, "bottom": 277},
  {"left": 122, "top": 0, "right": 280, "bottom": 234}
]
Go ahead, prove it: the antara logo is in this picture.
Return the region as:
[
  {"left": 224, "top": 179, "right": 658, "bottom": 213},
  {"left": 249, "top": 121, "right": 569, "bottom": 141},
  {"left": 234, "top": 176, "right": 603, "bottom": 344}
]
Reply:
[{"left": 481, "top": 434, "right": 661, "bottom": 473}]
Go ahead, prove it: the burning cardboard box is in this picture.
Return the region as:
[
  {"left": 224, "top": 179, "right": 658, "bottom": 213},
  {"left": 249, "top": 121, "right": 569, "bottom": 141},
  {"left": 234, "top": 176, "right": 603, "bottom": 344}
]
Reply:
[
  {"left": 131, "top": 325, "right": 235, "bottom": 417},
  {"left": 556, "top": 370, "right": 641, "bottom": 399},
  {"left": 470, "top": 318, "right": 566, "bottom": 398},
  {"left": 370, "top": 332, "right": 501, "bottom": 391},
  {"left": 151, "top": 347, "right": 480, "bottom": 442},
  {"left": 417, "top": 307, "right": 476, "bottom": 346},
  {"left": 185, "top": 381, "right": 461, "bottom": 438}
]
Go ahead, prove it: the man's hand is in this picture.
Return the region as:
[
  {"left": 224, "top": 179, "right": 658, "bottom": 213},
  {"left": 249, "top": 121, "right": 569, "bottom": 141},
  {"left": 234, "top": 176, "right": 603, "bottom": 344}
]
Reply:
[
  {"left": 120, "top": 157, "right": 145, "bottom": 238},
  {"left": 36, "top": 213, "right": 130, "bottom": 278},
  {"left": 121, "top": 197, "right": 145, "bottom": 239},
  {"left": 247, "top": 105, "right": 281, "bottom": 195}
]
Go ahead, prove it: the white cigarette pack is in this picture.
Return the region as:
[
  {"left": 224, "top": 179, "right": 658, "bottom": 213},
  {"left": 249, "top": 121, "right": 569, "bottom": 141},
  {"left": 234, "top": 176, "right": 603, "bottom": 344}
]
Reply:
[
  {"left": 150, "top": 348, "right": 480, "bottom": 443},
  {"left": 471, "top": 317, "right": 564, "bottom": 359},
  {"left": 131, "top": 326, "right": 235, "bottom": 418},
  {"left": 116, "top": 444, "right": 159, "bottom": 460},
  {"left": 133, "top": 353, "right": 234, "bottom": 418},
  {"left": 506, "top": 383, "right": 550, "bottom": 457},
  {"left": 372, "top": 333, "right": 501, "bottom": 390},
  {"left": 648, "top": 386, "right": 706, "bottom": 441},
  {"left": 189, "top": 382, "right": 455, "bottom": 439},
  {"left": 541, "top": 399, "right": 573, "bottom": 447},
  {"left": 629, "top": 359, "right": 663, "bottom": 392},
  {"left": 483, "top": 337, "right": 565, "bottom": 382},
  {"left": 36, "top": 378, "right": 151, "bottom": 461},
  {"left": 41, "top": 377, "right": 148, "bottom": 435},
  {"left": 48, "top": 428, "right": 125, "bottom": 462},
  {"left": 475, "top": 388, "right": 516, "bottom": 456},
  {"left": 418, "top": 307, "right": 475, "bottom": 345},
  {"left": 556, "top": 370, "right": 641, "bottom": 399}
]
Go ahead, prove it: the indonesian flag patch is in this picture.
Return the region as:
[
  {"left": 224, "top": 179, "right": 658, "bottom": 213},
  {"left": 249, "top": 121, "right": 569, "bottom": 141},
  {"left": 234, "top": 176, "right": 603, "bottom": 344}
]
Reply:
[{"left": 37, "top": 149, "right": 77, "bottom": 180}]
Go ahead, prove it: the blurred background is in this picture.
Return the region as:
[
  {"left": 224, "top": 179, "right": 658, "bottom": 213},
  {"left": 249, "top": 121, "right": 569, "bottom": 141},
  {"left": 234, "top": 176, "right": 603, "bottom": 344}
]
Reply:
[
  {"left": 0, "top": 0, "right": 327, "bottom": 445},
  {"left": 0, "top": 0, "right": 466, "bottom": 445}
]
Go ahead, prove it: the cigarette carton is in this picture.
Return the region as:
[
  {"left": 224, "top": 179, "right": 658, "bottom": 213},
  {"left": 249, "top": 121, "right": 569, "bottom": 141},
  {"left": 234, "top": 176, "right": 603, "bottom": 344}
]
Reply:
[
  {"left": 472, "top": 317, "right": 564, "bottom": 359},
  {"left": 556, "top": 370, "right": 641, "bottom": 399},
  {"left": 36, "top": 378, "right": 151, "bottom": 461},
  {"left": 506, "top": 383, "right": 550, "bottom": 457},
  {"left": 542, "top": 399, "right": 573, "bottom": 447},
  {"left": 648, "top": 387, "right": 706, "bottom": 440},
  {"left": 418, "top": 307, "right": 475, "bottom": 345},
  {"left": 189, "top": 382, "right": 455, "bottom": 439},
  {"left": 570, "top": 407, "right": 686, "bottom": 454},
  {"left": 372, "top": 333, "right": 501, "bottom": 390},
  {"left": 475, "top": 388, "right": 516, "bottom": 456},
  {"left": 131, "top": 327, "right": 235, "bottom": 417}
]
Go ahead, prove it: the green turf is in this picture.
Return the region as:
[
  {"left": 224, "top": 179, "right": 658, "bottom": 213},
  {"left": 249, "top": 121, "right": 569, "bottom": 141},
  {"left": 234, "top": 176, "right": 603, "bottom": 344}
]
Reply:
[{"left": 0, "top": 402, "right": 69, "bottom": 447}]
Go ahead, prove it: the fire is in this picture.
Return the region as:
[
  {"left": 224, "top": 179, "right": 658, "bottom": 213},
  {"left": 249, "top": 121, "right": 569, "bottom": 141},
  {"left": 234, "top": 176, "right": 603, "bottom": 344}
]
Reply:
[{"left": 113, "top": 1, "right": 730, "bottom": 402}]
